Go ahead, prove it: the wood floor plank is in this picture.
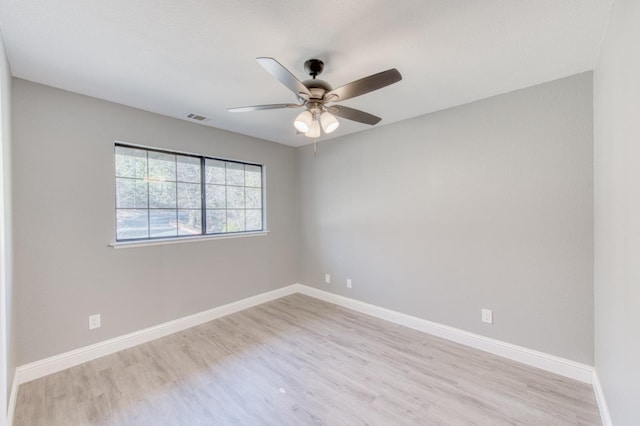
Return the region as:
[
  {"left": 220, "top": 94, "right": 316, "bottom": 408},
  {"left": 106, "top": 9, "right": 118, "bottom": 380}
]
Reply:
[{"left": 14, "top": 294, "right": 601, "bottom": 425}]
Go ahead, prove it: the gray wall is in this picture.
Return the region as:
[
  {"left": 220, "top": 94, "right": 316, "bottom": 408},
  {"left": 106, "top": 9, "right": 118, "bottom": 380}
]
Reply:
[
  {"left": 0, "top": 30, "right": 18, "bottom": 424},
  {"left": 594, "top": 0, "right": 640, "bottom": 423},
  {"left": 11, "top": 71, "right": 596, "bottom": 371},
  {"left": 0, "top": 31, "right": 15, "bottom": 419},
  {"left": 12, "top": 79, "right": 298, "bottom": 364},
  {"left": 297, "top": 73, "right": 594, "bottom": 364}
]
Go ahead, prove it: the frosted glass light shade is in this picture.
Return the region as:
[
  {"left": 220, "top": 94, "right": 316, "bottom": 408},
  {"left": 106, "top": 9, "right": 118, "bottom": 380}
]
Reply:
[
  {"left": 305, "top": 119, "right": 321, "bottom": 138},
  {"left": 320, "top": 112, "right": 340, "bottom": 133},
  {"left": 294, "top": 110, "right": 312, "bottom": 133}
]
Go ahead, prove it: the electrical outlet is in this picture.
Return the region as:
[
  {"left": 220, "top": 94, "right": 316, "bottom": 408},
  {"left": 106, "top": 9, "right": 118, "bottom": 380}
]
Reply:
[
  {"left": 482, "top": 309, "right": 493, "bottom": 324},
  {"left": 346, "top": 279, "right": 352, "bottom": 289},
  {"left": 325, "top": 273, "right": 331, "bottom": 284},
  {"left": 89, "top": 314, "right": 101, "bottom": 330}
]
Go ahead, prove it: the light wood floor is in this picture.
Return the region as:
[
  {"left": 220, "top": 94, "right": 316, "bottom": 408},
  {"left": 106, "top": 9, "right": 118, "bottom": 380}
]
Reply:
[{"left": 14, "top": 294, "right": 601, "bottom": 425}]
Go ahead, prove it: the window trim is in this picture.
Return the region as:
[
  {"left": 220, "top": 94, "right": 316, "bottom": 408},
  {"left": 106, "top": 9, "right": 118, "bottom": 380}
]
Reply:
[
  {"left": 109, "top": 230, "right": 269, "bottom": 249},
  {"left": 113, "top": 141, "right": 266, "bottom": 244}
]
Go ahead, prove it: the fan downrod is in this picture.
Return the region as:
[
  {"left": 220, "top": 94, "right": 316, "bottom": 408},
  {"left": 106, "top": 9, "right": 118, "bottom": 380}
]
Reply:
[{"left": 304, "top": 59, "right": 324, "bottom": 79}]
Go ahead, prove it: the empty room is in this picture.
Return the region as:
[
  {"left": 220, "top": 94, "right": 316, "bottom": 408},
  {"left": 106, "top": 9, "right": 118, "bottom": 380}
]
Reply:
[{"left": 0, "top": 0, "right": 638, "bottom": 425}]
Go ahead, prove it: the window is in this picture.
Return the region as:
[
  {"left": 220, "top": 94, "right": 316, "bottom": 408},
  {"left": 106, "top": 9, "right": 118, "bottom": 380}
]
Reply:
[{"left": 115, "top": 144, "right": 263, "bottom": 241}]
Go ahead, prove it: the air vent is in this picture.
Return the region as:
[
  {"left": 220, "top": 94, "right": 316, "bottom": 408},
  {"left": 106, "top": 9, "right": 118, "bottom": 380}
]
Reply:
[{"left": 187, "top": 113, "right": 207, "bottom": 121}]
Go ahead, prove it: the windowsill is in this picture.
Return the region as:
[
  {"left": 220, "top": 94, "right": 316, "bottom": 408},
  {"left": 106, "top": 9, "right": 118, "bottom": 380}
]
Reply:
[{"left": 109, "top": 231, "right": 269, "bottom": 249}]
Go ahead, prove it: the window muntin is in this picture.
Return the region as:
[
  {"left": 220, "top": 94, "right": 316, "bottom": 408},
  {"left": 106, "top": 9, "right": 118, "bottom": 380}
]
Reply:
[{"left": 115, "top": 144, "right": 263, "bottom": 241}]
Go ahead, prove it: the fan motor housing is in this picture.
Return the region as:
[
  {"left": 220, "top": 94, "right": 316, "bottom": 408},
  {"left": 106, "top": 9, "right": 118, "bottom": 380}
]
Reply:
[{"left": 303, "top": 79, "right": 332, "bottom": 95}]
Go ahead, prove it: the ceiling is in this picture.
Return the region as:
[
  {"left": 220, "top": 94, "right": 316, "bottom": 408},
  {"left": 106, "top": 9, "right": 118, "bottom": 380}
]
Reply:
[{"left": 0, "top": 0, "right": 613, "bottom": 146}]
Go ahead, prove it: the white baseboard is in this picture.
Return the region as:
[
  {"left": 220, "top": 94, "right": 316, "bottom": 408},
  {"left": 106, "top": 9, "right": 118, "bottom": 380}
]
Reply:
[
  {"left": 15, "top": 283, "right": 595, "bottom": 386},
  {"left": 6, "top": 369, "right": 18, "bottom": 426},
  {"left": 11, "top": 283, "right": 601, "bottom": 425},
  {"left": 15, "top": 284, "right": 299, "bottom": 386},
  {"left": 295, "top": 285, "right": 594, "bottom": 384},
  {"left": 592, "top": 370, "right": 612, "bottom": 426}
]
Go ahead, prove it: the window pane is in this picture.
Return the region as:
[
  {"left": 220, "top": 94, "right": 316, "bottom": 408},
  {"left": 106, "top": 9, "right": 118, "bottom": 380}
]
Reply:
[
  {"left": 226, "top": 162, "right": 244, "bottom": 186},
  {"left": 115, "top": 147, "right": 147, "bottom": 179},
  {"left": 148, "top": 151, "right": 176, "bottom": 181},
  {"left": 245, "top": 165, "right": 262, "bottom": 187},
  {"left": 150, "top": 209, "right": 177, "bottom": 237},
  {"left": 178, "top": 183, "right": 201, "bottom": 209},
  {"left": 245, "top": 187, "right": 261, "bottom": 209},
  {"left": 149, "top": 181, "right": 176, "bottom": 208},
  {"left": 205, "top": 159, "right": 225, "bottom": 184},
  {"left": 177, "top": 156, "right": 200, "bottom": 183},
  {"left": 178, "top": 210, "right": 201, "bottom": 235},
  {"left": 206, "top": 210, "right": 226, "bottom": 233},
  {"left": 227, "top": 209, "right": 245, "bottom": 232},
  {"left": 116, "top": 209, "right": 148, "bottom": 240},
  {"left": 116, "top": 178, "right": 148, "bottom": 208},
  {"left": 115, "top": 145, "right": 264, "bottom": 240},
  {"left": 246, "top": 209, "right": 262, "bottom": 231},
  {"left": 227, "top": 186, "right": 245, "bottom": 209},
  {"left": 206, "top": 184, "right": 225, "bottom": 209}
]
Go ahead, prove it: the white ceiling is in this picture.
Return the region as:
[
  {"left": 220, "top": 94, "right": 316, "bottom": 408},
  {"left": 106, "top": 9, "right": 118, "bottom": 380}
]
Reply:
[{"left": 0, "top": 0, "right": 613, "bottom": 146}]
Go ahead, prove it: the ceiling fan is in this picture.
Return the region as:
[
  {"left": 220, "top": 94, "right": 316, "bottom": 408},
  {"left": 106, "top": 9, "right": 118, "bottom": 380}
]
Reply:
[{"left": 228, "top": 57, "right": 402, "bottom": 138}]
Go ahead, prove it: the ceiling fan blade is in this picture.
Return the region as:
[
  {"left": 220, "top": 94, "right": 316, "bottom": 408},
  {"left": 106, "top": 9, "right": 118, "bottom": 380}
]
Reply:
[
  {"left": 326, "top": 68, "right": 402, "bottom": 103},
  {"left": 228, "top": 103, "right": 303, "bottom": 112},
  {"left": 328, "top": 105, "right": 381, "bottom": 125},
  {"left": 256, "top": 57, "right": 312, "bottom": 101}
]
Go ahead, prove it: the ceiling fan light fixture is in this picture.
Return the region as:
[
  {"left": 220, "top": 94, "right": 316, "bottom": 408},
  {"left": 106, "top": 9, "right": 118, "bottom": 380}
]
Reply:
[
  {"left": 320, "top": 111, "right": 340, "bottom": 134},
  {"left": 294, "top": 110, "right": 312, "bottom": 133},
  {"left": 305, "top": 118, "right": 321, "bottom": 138},
  {"left": 229, "top": 57, "right": 402, "bottom": 140}
]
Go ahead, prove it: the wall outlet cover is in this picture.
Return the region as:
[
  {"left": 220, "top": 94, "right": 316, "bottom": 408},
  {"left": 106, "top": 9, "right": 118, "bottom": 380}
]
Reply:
[
  {"left": 89, "top": 314, "right": 101, "bottom": 330},
  {"left": 482, "top": 309, "right": 493, "bottom": 324}
]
